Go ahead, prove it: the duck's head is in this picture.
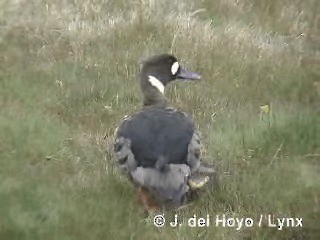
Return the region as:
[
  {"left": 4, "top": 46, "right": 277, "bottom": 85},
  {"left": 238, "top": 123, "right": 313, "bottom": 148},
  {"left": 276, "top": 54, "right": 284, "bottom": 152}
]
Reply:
[{"left": 140, "top": 54, "right": 201, "bottom": 107}]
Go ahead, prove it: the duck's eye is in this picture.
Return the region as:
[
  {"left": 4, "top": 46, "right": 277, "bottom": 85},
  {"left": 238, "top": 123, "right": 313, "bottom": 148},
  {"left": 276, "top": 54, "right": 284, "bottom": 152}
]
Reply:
[{"left": 171, "top": 61, "right": 180, "bottom": 75}]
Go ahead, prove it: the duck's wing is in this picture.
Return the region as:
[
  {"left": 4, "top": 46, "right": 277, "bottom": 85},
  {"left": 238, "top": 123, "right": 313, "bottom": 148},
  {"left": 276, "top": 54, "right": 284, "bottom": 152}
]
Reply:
[
  {"left": 113, "top": 107, "right": 213, "bottom": 204},
  {"left": 114, "top": 107, "right": 196, "bottom": 169},
  {"left": 113, "top": 135, "right": 191, "bottom": 205}
]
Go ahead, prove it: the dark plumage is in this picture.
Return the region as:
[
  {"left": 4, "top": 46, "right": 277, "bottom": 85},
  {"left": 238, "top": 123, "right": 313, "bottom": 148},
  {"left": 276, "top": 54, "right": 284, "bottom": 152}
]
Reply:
[
  {"left": 113, "top": 54, "right": 214, "bottom": 209},
  {"left": 116, "top": 107, "right": 194, "bottom": 170}
]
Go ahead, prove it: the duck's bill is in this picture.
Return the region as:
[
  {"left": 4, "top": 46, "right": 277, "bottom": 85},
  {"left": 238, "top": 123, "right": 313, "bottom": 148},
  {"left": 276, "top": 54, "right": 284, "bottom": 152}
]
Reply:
[{"left": 177, "top": 67, "right": 201, "bottom": 81}]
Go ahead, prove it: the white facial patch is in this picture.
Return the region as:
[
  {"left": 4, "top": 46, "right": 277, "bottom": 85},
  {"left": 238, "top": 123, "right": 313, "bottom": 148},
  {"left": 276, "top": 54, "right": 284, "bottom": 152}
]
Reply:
[
  {"left": 148, "top": 76, "right": 164, "bottom": 94},
  {"left": 171, "top": 61, "right": 180, "bottom": 75}
]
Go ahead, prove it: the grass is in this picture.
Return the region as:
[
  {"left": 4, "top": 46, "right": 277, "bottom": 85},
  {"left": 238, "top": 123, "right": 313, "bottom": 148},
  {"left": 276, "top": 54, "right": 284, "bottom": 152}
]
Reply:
[{"left": 0, "top": 0, "right": 319, "bottom": 239}]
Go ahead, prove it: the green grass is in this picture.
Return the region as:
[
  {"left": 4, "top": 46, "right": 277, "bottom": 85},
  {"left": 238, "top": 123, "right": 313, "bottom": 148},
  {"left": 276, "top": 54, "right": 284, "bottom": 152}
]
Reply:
[{"left": 0, "top": 0, "right": 319, "bottom": 239}]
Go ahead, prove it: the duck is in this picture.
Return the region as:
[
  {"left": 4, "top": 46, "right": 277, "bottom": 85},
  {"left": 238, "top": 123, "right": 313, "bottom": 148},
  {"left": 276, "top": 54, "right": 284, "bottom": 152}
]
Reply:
[{"left": 113, "top": 54, "right": 215, "bottom": 212}]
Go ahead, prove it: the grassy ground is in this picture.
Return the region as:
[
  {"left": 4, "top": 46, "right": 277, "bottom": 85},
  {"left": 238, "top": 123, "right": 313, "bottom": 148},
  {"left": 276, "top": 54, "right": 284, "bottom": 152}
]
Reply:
[{"left": 0, "top": 0, "right": 319, "bottom": 239}]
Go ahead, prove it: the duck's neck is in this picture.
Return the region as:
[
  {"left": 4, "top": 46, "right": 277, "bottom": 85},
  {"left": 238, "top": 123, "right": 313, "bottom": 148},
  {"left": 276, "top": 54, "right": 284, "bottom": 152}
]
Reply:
[
  {"left": 141, "top": 75, "right": 167, "bottom": 108},
  {"left": 143, "top": 91, "right": 167, "bottom": 108}
]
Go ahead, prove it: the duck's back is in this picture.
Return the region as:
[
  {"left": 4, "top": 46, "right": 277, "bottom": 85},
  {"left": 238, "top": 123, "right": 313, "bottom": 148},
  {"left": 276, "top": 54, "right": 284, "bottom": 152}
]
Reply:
[{"left": 116, "top": 107, "right": 194, "bottom": 168}]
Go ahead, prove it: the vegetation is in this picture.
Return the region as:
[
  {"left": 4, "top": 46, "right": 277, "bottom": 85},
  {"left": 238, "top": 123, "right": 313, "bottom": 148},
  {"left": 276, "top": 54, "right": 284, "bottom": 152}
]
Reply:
[{"left": 0, "top": 0, "right": 319, "bottom": 239}]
